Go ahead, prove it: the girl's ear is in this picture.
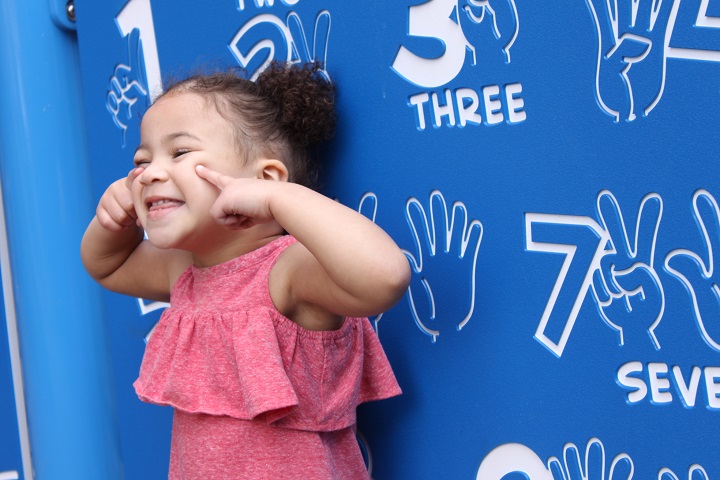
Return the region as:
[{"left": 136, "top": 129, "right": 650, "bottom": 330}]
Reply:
[
  {"left": 257, "top": 159, "right": 289, "bottom": 182},
  {"left": 258, "top": 158, "right": 290, "bottom": 182}
]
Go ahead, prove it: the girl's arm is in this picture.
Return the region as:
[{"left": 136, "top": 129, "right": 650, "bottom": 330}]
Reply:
[
  {"left": 80, "top": 173, "right": 189, "bottom": 302},
  {"left": 270, "top": 183, "right": 411, "bottom": 317},
  {"left": 196, "top": 165, "right": 411, "bottom": 318}
]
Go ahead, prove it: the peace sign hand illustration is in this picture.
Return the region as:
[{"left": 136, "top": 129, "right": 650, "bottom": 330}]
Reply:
[
  {"left": 403, "top": 190, "right": 483, "bottom": 342},
  {"left": 591, "top": 191, "right": 665, "bottom": 349},
  {"left": 665, "top": 190, "right": 720, "bottom": 352},
  {"left": 585, "top": 0, "right": 676, "bottom": 121}
]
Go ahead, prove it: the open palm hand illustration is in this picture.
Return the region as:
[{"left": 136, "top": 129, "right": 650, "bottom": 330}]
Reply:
[
  {"left": 658, "top": 465, "right": 710, "bottom": 480},
  {"left": 403, "top": 190, "right": 483, "bottom": 342},
  {"left": 548, "top": 438, "right": 634, "bottom": 480},
  {"left": 585, "top": 0, "right": 676, "bottom": 121},
  {"left": 476, "top": 439, "right": 711, "bottom": 480}
]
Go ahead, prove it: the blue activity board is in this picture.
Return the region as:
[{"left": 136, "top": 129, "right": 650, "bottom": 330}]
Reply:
[
  {"left": 0, "top": 265, "right": 23, "bottom": 480},
  {"left": 73, "top": 0, "right": 720, "bottom": 478}
]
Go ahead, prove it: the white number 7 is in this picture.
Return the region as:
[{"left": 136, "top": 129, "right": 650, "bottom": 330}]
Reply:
[{"left": 525, "top": 214, "right": 608, "bottom": 357}]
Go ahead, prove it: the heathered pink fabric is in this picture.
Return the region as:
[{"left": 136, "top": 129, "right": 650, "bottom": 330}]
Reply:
[{"left": 133, "top": 235, "right": 401, "bottom": 479}]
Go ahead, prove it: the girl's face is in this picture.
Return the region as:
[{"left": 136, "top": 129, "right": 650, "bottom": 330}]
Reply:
[{"left": 131, "top": 92, "right": 256, "bottom": 254}]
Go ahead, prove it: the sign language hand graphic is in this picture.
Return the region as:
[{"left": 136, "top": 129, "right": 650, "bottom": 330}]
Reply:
[
  {"left": 460, "top": 0, "right": 519, "bottom": 62},
  {"left": 591, "top": 191, "right": 665, "bottom": 349},
  {"left": 585, "top": 0, "right": 677, "bottom": 121},
  {"left": 230, "top": 11, "right": 331, "bottom": 82},
  {"left": 658, "top": 464, "right": 709, "bottom": 480},
  {"left": 547, "top": 438, "right": 634, "bottom": 480},
  {"left": 403, "top": 191, "right": 483, "bottom": 342},
  {"left": 356, "top": 192, "right": 386, "bottom": 333},
  {"left": 665, "top": 190, "right": 720, "bottom": 352},
  {"left": 106, "top": 28, "right": 148, "bottom": 145}
]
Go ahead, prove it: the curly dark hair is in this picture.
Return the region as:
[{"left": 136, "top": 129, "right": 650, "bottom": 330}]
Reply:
[{"left": 156, "top": 61, "right": 336, "bottom": 189}]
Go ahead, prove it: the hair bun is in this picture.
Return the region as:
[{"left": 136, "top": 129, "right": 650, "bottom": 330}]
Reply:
[{"left": 256, "top": 61, "right": 336, "bottom": 148}]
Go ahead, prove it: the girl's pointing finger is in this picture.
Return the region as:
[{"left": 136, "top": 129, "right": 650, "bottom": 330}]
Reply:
[
  {"left": 125, "top": 167, "right": 144, "bottom": 189},
  {"left": 195, "top": 164, "right": 231, "bottom": 189}
]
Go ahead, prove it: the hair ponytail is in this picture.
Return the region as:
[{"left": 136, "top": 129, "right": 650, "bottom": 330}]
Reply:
[{"left": 256, "top": 61, "right": 336, "bottom": 149}]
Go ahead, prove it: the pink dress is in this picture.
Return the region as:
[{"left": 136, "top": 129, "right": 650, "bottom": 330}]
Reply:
[{"left": 134, "top": 235, "right": 401, "bottom": 479}]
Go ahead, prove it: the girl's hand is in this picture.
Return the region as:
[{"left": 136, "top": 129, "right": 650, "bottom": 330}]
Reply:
[
  {"left": 198, "top": 165, "right": 410, "bottom": 321},
  {"left": 195, "top": 165, "right": 276, "bottom": 229},
  {"left": 96, "top": 167, "right": 144, "bottom": 231}
]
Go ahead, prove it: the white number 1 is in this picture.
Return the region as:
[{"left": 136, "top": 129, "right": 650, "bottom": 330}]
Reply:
[{"left": 116, "top": 0, "right": 163, "bottom": 100}]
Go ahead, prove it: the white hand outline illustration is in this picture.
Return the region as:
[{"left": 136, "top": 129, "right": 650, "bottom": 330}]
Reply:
[
  {"left": 461, "top": 0, "right": 519, "bottom": 62},
  {"left": 658, "top": 464, "right": 710, "bottom": 480},
  {"left": 392, "top": 0, "right": 520, "bottom": 87},
  {"left": 591, "top": 191, "right": 665, "bottom": 349},
  {"left": 478, "top": 439, "right": 712, "bottom": 480},
  {"left": 585, "top": 0, "right": 677, "bottom": 121},
  {"left": 229, "top": 10, "right": 331, "bottom": 82},
  {"left": 403, "top": 190, "right": 483, "bottom": 342},
  {"left": 665, "top": 190, "right": 720, "bottom": 352},
  {"left": 356, "top": 192, "right": 386, "bottom": 333},
  {"left": 106, "top": 28, "right": 148, "bottom": 146},
  {"left": 547, "top": 438, "right": 634, "bottom": 480}
]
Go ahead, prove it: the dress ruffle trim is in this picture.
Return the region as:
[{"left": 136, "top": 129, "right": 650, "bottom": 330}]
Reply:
[{"left": 134, "top": 305, "right": 401, "bottom": 432}]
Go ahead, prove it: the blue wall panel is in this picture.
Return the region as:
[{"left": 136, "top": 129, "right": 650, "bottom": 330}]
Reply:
[
  {"left": 0, "top": 264, "right": 23, "bottom": 480},
  {"left": 0, "top": 0, "right": 123, "bottom": 478},
  {"left": 73, "top": 0, "right": 720, "bottom": 478}
]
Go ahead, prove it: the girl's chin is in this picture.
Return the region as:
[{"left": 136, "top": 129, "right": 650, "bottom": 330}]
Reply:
[{"left": 144, "top": 232, "right": 182, "bottom": 250}]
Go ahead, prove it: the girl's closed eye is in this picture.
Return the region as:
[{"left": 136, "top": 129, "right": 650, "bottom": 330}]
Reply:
[
  {"left": 172, "top": 148, "right": 191, "bottom": 159},
  {"left": 133, "top": 158, "right": 150, "bottom": 167}
]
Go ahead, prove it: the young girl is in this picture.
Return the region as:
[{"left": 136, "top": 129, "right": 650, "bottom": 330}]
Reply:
[{"left": 81, "top": 62, "right": 410, "bottom": 479}]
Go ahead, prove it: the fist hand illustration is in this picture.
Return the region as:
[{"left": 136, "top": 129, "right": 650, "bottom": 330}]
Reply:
[{"left": 107, "top": 28, "right": 148, "bottom": 143}]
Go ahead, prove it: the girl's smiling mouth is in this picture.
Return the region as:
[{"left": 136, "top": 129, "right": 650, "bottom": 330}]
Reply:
[
  {"left": 145, "top": 196, "right": 186, "bottom": 215},
  {"left": 147, "top": 198, "right": 185, "bottom": 209}
]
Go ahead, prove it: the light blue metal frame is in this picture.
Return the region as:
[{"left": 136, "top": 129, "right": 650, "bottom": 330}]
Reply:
[{"left": 0, "top": 0, "right": 123, "bottom": 478}]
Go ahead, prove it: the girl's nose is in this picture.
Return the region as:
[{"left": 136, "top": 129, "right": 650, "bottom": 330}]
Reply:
[{"left": 138, "top": 162, "right": 169, "bottom": 184}]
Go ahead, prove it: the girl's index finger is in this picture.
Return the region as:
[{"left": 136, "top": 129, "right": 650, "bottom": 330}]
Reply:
[
  {"left": 125, "top": 167, "right": 144, "bottom": 189},
  {"left": 195, "top": 164, "right": 232, "bottom": 190}
]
